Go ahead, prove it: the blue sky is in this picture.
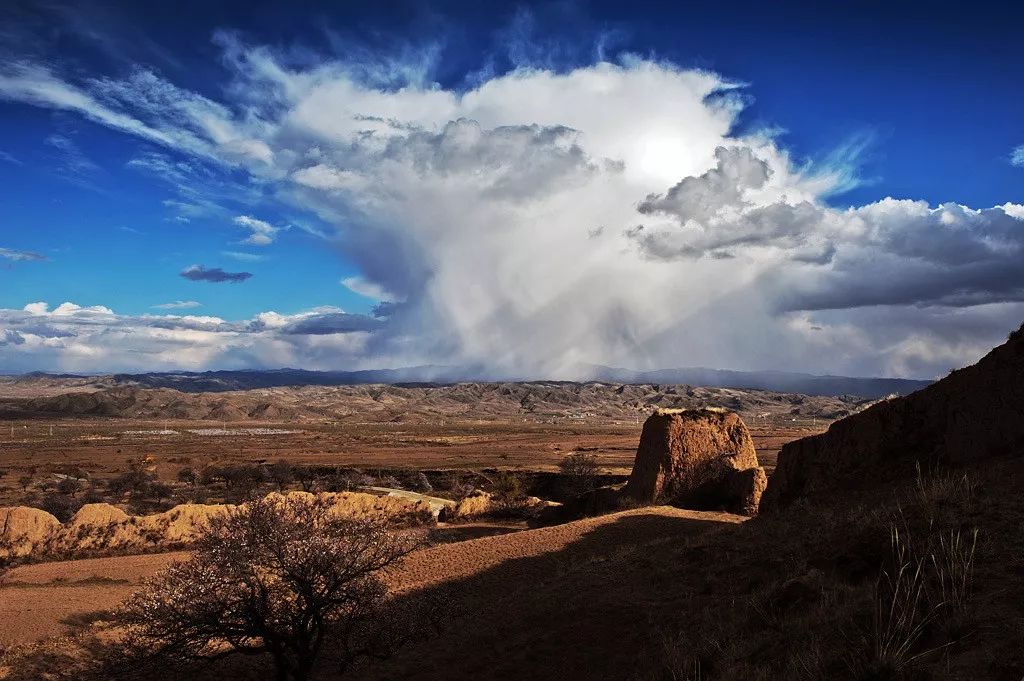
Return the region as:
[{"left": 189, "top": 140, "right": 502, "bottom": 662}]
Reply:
[{"left": 0, "top": 0, "right": 1022, "bottom": 377}]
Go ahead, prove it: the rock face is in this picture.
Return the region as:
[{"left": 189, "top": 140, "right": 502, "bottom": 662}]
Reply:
[
  {"left": 623, "top": 408, "right": 765, "bottom": 515},
  {"left": 722, "top": 467, "right": 768, "bottom": 516},
  {"left": 762, "top": 324, "right": 1024, "bottom": 510}
]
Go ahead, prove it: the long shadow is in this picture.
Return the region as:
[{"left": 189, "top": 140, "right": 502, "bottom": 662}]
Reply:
[
  {"left": 3, "top": 512, "right": 746, "bottom": 681},
  {"left": 346, "top": 511, "right": 744, "bottom": 681}
]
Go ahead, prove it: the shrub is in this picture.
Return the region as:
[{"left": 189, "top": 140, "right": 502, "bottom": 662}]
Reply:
[
  {"left": 558, "top": 452, "right": 600, "bottom": 498},
  {"left": 220, "top": 464, "right": 266, "bottom": 501},
  {"left": 412, "top": 471, "right": 433, "bottom": 493},
  {"left": 116, "top": 495, "right": 419, "bottom": 680},
  {"left": 176, "top": 467, "right": 197, "bottom": 485},
  {"left": 56, "top": 477, "right": 82, "bottom": 497},
  {"left": 80, "top": 486, "right": 105, "bottom": 505},
  {"left": 492, "top": 471, "right": 531, "bottom": 516},
  {"left": 108, "top": 468, "right": 155, "bottom": 499},
  {"left": 378, "top": 475, "right": 403, "bottom": 490},
  {"left": 198, "top": 465, "right": 223, "bottom": 487},
  {"left": 293, "top": 466, "right": 318, "bottom": 492},
  {"left": 267, "top": 460, "right": 294, "bottom": 491},
  {"left": 493, "top": 471, "right": 523, "bottom": 498},
  {"left": 448, "top": 474, "right": 475, "bottom": 500},
  {"left": 39, "top": 493, "right": 81, "bottom": 522},
  {"left": 150, "top": 481, "right": 173, "bottom": 503}
]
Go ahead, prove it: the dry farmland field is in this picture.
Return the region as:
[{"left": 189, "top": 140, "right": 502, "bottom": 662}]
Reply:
[
  {"left": 0, "top": 379, "right": 851, "bottom": 506},
  {"left": 0, "top": 416, "right": 824, "bottom": 504}
]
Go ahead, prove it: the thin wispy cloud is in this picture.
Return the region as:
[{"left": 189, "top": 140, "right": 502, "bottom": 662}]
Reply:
[
  {"left": 152, "top": 300, "right": 201, "bottom": 310},
  {"left": 0, "top": 247, "right": 46, "bottom": 262},
  {"left": 43, "top": 132, "right": 103, "bottom": 189},
  {"left": 1012, "top": 145, "right": 1024, "bottom": 167},
  {"left": 180, "top": 264, "right": 252, "bottom": 283},
  {"left": 233, "top": 215, "right": 279, "bottom": 245},
  {"left": 222, "top": 251, "right": 268, "bottom": 262}
]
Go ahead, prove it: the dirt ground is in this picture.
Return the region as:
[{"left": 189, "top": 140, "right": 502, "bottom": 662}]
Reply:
[
  {"left": 0, "top": 507, "right": 741, "bottom": 650},
  {"left": 0, "top": 552, "right": 188, "bottom": 647},
  {"left": 0, "top": 418, "right": 820, "bottom": 504},
  {"left": 0, "top": 411, "right": 823, "bottom": 666}
]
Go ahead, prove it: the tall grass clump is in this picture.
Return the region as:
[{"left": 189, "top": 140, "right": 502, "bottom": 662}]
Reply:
[
  {"left": 868, "top": 526, "right": 938, "bottom": 675},
  {"left": 929, "top": 528, "right": 978, "bottom": 612},
  {"left": 858, "top": 518, "right": 980, "bottom": 679}
]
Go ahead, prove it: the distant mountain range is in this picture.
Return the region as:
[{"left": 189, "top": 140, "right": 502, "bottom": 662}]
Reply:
[
  {"left": 51, "top": 365, "right": 937, "bottom": 399},
  {"left": 584, "top": 366, "right": 931, "bottom": 399}
]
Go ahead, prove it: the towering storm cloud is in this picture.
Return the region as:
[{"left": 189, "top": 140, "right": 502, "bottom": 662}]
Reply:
[{"left": 0, "top": 38, "right": 1022, "bottom": 378}]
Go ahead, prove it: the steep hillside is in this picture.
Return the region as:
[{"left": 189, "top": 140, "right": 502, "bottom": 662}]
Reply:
[{"left": 763, "top": 324, "right": 1024, "bottom": 509}]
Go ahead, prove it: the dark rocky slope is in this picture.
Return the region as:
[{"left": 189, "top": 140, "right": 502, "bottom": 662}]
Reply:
[{"left": 762, "top": 324, "right": 1024, "bottom": 509}]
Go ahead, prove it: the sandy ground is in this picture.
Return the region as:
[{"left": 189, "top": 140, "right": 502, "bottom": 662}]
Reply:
[
  {"left": 0, "top": 552, "right": 187, "bottom": 647},
  {"left": 0, "top": 508, "right": 742, "bottom": 649},
  {"left": 389, "top": 506, "right": 744, "bottom": 594}
]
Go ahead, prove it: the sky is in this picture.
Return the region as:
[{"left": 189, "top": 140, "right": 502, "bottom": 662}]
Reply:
[{"left": 0, "top": 0, "right": 1022, "bottom": 379}]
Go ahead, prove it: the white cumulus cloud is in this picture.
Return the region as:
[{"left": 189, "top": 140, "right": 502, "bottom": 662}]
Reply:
[{"left": 1, "top": 42, "right": 1022, "bottom": 379}]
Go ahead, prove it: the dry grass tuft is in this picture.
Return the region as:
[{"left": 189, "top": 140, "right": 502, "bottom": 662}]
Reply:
[
  {"left": 867, "top": 526, "right": 940, "bottom": 675},
  {"left": 913, "top": 463, "right": 978, "bottom": 518}
]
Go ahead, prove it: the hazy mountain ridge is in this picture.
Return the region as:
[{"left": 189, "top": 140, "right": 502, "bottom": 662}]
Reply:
[
  {"left": 0, "top": 381, "right": 870, "bottom": 424},
  {"left": 0, "top": 365, "right": 932, "bottom": 399}
]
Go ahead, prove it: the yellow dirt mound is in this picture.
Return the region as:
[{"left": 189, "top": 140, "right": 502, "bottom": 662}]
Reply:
[
  {"left": 0, "top": 507, "right": 61, "bottom": 557},
  {"left": 327, "top": 491, "right": 435, "bottom": 522},
  {"left": 3, "top": 491, "right": 434, "bottom": 560},
  {"left": 452, "top": 491, "right": 493, "bottom": 518},
  {"left": 68, "top": 503, "right": 129, "bottom": 528},
  {"left": 261, "top": 490, "right": 432, "bottom": 522},
  {"left": 146, "top": 503, "right": 231, "bottom": 544}
]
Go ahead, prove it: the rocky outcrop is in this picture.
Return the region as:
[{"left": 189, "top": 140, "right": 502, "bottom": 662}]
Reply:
[
  {"left": 762, "top": 324, "right": 1024, "bottom": 510},
  {"left": 623, "top": 408, "right": 766, "bottom": 515},
  {"left": 720, "top": 467, "right": 768, "bottom": 517}
]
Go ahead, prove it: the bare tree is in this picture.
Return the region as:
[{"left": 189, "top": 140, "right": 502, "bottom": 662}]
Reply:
[{"left": 116, "top": 495, "right": 418, "bottom": 681}]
